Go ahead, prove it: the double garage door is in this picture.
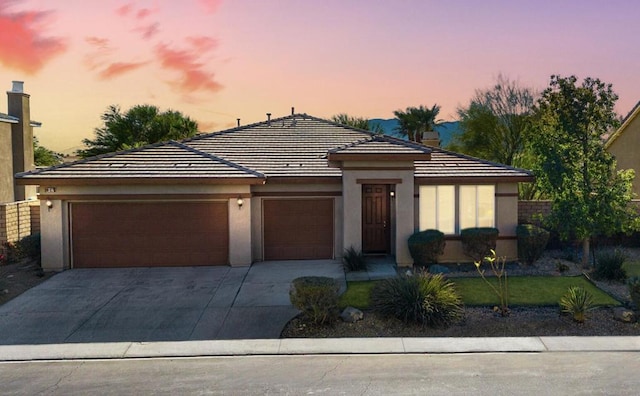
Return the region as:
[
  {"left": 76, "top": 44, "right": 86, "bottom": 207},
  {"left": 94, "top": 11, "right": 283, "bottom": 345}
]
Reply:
[
  {"left": 70, "top": 198, "right": 334, "bottom": 268},
  {"left": 71, "top": 202, "right": 229, "bottom": 268}
]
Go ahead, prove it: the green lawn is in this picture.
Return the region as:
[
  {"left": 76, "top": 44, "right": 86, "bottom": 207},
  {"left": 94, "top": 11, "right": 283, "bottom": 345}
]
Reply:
[
  {"left": 339, "top": 276, "right": 620, "bottom": 309},
  {"left": 623, "top": 261, "right": 640, "bottom": 277}
]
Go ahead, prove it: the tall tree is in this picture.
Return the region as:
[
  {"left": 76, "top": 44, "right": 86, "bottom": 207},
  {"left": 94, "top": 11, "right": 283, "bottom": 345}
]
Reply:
[
  {"left": 449, "top": 75, "right": 538, "bottom": 198},
  {"left": 77, "top": 104, "right": 198, "bottom": 158},
  {"left": 531, "top": 75, "right": 638, "bottom": 266},
  {"left": 331, "top": 113, "right": 383, "bottom": 133},
  {"left": 33, "top": 136, "right": 62, "bottom": 167},
  {"left": 393, "top": 104, "right": 442, "bottom": 143}
]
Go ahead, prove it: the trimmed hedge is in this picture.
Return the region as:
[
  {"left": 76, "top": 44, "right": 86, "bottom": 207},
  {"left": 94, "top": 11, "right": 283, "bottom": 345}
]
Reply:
[
  {"left": 408, "top": 229, "right": 445, "bottom": 266},
  {"left": 461, "top": 227, "right": 499, "bottom": 262},
  {"left": 289, "top": 276, "right": 340, "bottom": 324},
  {"left": 517, "top": 224, "right": 550, "bottom": 266}
]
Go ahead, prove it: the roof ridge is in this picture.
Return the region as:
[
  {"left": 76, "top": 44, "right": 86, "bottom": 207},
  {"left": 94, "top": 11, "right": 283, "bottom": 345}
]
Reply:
[
  {"left": 425, "top": 145, "right": 534, "bottom": 175},
  {"left": 170, "top": 141, "right": 265, "bottom": 178}
]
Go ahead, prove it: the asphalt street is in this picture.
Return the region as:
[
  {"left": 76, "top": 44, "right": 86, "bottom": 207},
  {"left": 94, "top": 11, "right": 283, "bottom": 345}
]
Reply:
[{"left": 2, "top": 352, "right": 639, "bottom": 395}]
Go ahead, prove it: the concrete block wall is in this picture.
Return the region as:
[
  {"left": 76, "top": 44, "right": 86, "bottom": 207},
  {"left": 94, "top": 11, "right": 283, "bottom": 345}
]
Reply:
[
  {"left": 518, "top": 200, "right": 552, "bottom": 225},
  {"left": 0, "top": 200, "right": 38, "bottom": 256}
]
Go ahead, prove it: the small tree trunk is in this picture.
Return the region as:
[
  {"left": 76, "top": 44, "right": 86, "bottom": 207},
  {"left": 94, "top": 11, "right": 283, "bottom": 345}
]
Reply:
[{"left": 581, "top": 238, "right": 590, "bottom": 268}]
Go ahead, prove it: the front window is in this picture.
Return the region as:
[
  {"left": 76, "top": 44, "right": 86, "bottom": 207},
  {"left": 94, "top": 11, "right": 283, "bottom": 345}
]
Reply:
[{"left": 419, "top": 185, "right": 495, "bottom": 234}]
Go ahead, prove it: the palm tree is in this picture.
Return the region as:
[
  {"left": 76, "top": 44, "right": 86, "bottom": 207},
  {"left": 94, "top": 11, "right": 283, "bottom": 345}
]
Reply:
[
  {"left": 331, "top": 113, "right": 384, "bottom": 133},
  {"left": 394, "top": 104, "right": 442, "bottom": 143}
]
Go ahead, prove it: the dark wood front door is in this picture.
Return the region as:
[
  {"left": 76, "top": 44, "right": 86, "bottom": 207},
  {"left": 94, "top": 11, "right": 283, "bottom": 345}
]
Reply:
[{"left": 362, "top": 184, "right": 390, "bottom": 253}]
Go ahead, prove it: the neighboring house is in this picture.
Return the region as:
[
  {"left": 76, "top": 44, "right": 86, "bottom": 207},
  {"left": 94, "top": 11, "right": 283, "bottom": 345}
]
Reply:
[
  {"left": 605, "top": 101, "right": 640, "bottom": 196},
  {"left": 16, "top": 113, "right": 532, "bottom": 271},
  {"left": 1, "top": 81, "right": 40, "bottom": 203}
]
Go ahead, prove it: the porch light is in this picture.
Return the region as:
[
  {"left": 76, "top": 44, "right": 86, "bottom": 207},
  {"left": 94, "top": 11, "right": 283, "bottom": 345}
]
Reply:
[
  {"left": 237, "top": 197, "right": 244, "bottom": 208},
  {"left": 390, "top": 191, "right": 395, "bottom": 198},
  {"left": 46, "top": 200, "right": 53, "bottom": 211}
]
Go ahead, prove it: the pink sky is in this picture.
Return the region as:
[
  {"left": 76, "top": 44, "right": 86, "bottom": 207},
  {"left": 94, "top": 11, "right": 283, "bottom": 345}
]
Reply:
[{"left": 1, "top": 0, "right": 639, "bottom": 152}]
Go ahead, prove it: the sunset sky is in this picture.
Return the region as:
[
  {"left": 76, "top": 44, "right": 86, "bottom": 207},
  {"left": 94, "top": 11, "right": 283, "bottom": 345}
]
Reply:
[{"left": 1, "top": 0, "right": 639, "bottom": 153}]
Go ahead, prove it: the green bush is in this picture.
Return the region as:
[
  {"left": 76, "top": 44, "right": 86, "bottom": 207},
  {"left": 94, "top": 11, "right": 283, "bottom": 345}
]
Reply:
[
  {"left": 593, "top": 248, "right": 627, "bottom": 281},
  {"left": 408, "top": 229, "right": 445, "bottom": 266},
  {"left": 371, "top": 272, "right": 463, "bottom": 327},
  {"left": 16, "top": 233, "right": 41, "bottom": 266},
  {"left": 559, "top": 286, "right": 595, "bottom": 323},
  {"left": 342, "top": 246, "right": 367, "bottom": 272},
  {"left": 516, "top": 224, "right": 550, "bottom": 266},
  {"left": 461, "top": 227, "right": 499, "bottom": 262},
  {"left": 289, "top": 276, "right": 340, "bottom": 324},
  {"left": 628, "top": 277, "right": 640, "bottom": 309}
]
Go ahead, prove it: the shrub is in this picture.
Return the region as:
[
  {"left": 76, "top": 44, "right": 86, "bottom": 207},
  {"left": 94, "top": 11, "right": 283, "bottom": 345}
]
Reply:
[
  {"left": 559, "top": 286, "right": 595, "bottom": 323},
  {"left": 342, "top": 246, "right": 367, "bottom": 272},
  {"left": 628, "top": 277, "right": 640, "bottom": 309},
  {"left": 593, "top": 248, "right": 627, "bottom": 281},
  {"left": 408, "top": 229, "right": 445, "bottom": 266},
  {"left": 289, "top": 276, "right": 340, "bottom": 324},
  {"left": 371, "top": 271, "right": 463, "bottom": 327},
  {"left": 516, "top": 224, "right": 550, "bottom": 266},
  {"left": 474, "top": 249, "right": 509, "bottom": 316},
  {"left": 16, "top": 233, "right": 41, "bottom": 266},
  {"left": 461, "top": 227, "right": 499, "bottom": 262}
]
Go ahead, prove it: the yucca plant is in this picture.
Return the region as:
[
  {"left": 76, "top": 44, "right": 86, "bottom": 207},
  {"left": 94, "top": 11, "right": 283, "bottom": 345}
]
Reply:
[
  {"left": 559, "top": 286, "right": 595, "bottom": 323},
  {"left": 342, "top": 246, "right": 367, "bottom": 272}
]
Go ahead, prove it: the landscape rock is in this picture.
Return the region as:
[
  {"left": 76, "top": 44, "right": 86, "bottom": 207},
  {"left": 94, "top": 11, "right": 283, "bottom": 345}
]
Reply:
[
  {"left": 429, "top": 264, "right": 450, "bottom": 274},
  {"left": 612, "top": 307, "right": 636, "bottom": 323},
  {"left": 340, "top": 306, "right": 364, "bottom": 323}
]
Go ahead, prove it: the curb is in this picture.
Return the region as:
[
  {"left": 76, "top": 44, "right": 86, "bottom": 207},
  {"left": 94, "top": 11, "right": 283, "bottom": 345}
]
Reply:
[{"left": 1, "top": 336, "right": 639, "bottom": 362}]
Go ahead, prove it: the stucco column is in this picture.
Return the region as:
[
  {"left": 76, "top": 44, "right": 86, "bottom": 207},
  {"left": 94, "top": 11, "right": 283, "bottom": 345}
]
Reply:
[
  {"left": 228, "top": 197, "right": 252, "bottom": 266},
  {"left": 342, "top": 172, "right": 362, "bottom": 252},
  {"left": 394, "top": 170, "right": 415, "bottom": 267},
  {"left": 40, "top": 199, "right": 66, "bottom": 271}
]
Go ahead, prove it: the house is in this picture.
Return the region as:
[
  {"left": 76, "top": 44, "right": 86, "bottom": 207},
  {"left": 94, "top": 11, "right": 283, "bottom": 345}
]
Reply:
[
  {"left": 1, "top": 81, "right": 40, "bottom": 203},
  {"left": 16, "top": 112, "right": 532, "bottom": 271},
  {"left": 605, "top": 101, "right": 640, "bottom": 196}
]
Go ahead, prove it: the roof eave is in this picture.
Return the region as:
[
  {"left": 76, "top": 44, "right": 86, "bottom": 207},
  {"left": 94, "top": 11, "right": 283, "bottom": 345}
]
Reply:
[
  {"left": 415, "top": 175, "right": 535, "bottom": 184},
  {"left": 605, "top": 101, "right": 640, "bottom": 149},
  {"left": 327, "top": 153, "right": 431, "bottom": 162},
  {"left": 15, "top": 177, "right": 266, "bottom": 186}
]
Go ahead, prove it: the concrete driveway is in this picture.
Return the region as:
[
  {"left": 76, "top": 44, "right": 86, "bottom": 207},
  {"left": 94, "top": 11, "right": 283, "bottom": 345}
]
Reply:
[{"left": 0, "top": 260, "right": 345, "bottom": 345}]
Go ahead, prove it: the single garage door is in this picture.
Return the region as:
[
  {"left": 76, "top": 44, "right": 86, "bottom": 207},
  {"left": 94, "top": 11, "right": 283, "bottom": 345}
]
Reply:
[
  {"left": 71, "top": 201, "right": 228, "bottom": 268},
  {"left": 263, "top": 198, "right": 334, "bottom": 260}
]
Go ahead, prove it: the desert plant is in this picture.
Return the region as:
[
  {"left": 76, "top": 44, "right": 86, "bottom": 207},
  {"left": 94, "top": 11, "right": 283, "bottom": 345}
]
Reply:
[
  {"left": 461, "top": 227, "right": 499, "bottom": 261},
  {"left": 15, "top": 233, "right": 41, "bottom": 267},
  {"left": 342, "top": 246, "right": 367, "bottom": 272},
  {"left": 474, "top": 249, "right": 509, "bottom": 316},
  {"left": 516, "top": 224, "right": 550, "bottom": 266},
  {"left": 371, "top": 271, "right": 463, "bottom": 327},
  {"left": 289, "top": 276, "right": 340, "bottom": 324},
  {"left": 593, "top": 247, "right": 627, "bottom": 281},
  {"left": 408, "top": 229, "right": 446, "bottom": 266},
  {"left": 559, "top": 286, "right": 595, "bottom": 323},
  {"left": 556, "top": 261, "right": 570, "bottom": 273},
  {"left": 628, "top": 277, "right": 640, "bottom": 309}
]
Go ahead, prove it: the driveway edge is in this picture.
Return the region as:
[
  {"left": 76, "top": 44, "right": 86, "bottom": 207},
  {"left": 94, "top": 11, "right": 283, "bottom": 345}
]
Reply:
[{"left": 1, "top": 336, "right": 639, "bottom": 362}]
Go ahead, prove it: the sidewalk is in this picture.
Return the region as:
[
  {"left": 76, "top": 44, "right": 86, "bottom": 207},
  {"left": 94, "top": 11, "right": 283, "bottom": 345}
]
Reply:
[{"left": 1, "top": 336, "right": 639, "bottom": 362}]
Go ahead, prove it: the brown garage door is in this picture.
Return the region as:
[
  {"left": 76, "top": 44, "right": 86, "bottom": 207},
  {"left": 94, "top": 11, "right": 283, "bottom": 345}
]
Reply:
[
  {"left": 71, "top": 201, "right": 228, "bottom": 268},
  {"left": 263, "top": 199, "right": 334, "bottom": 260}
]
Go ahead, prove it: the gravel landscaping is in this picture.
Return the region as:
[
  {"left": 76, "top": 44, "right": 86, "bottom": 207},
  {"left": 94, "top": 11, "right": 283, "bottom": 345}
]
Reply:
[{"left": 281, "top": 249, "right": 640, "bottom": 338}]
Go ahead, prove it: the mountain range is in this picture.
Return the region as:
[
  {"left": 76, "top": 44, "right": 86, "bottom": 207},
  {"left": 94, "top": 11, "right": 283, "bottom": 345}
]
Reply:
[{"left": 368, "top": 119, "right": 460, "bottom": 148}]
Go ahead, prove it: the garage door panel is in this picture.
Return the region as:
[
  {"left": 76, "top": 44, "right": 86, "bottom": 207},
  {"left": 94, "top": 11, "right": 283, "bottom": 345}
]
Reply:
[
  {"left": 263, "top": 199, "right": 334, "bottom": 260},
  {"left": 72, "top": 202, "right": 229, "bottom": 268}
]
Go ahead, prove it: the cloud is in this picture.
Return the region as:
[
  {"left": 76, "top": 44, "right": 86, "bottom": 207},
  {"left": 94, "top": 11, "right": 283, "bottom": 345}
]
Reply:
[
  {"left": 85, "top": 36, "right": 109, "bottom": 48},
  {"left": 198, "top": 0, "right": 222, "bottom": 14},
  {"left": 0, "top": 1, "right": 67, "bottom": 74},
  {"left": 135, "top": 22, "right": 159, "bottom": 39},
  {"left": 186, "top": 36, "right": 218, "bottom": 52},
  {"left": 136, "top": 8, "right": 154, "bottom": 20},
  {"left": 155, "top": 42, "right": 222, "bottom": 93},
  {"left": 98, "top": 61, "right": 147, "bottom": 79},
  {"left": 115, "top": 3, "right": 160, "bottom": 39},
  {"left": 115, "top": 3, "right": 132, "bottom": 17}
]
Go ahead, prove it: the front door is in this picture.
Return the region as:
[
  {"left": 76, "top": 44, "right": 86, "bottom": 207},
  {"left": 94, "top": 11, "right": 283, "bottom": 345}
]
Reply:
[{"left": 362, "top": 184, "right": 390, "bottom": 253}]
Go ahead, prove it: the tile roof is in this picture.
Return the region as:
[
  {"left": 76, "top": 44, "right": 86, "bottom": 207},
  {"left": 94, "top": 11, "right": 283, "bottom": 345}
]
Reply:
[
  {"left": 16, "top": 113, "right": 533, "bottom": 183},
  {"left": 16, "top": 141, "right": 264, "bottom": 181}
]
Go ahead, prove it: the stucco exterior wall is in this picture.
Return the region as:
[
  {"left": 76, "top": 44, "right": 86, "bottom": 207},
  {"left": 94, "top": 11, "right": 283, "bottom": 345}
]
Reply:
[
  {"left": 607, "top": 113, "right": 640, "bottom": 197},
  {"left": 38, "top": 183, "right": 253, "bottom": 270},
  {"left": 0, "top": 122, "right": 14, "bottom": 203}
]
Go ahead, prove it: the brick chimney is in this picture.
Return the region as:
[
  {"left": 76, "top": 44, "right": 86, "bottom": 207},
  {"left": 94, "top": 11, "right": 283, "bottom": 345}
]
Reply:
[{"left": 7, "top": 81, "right": 36, "bottom": 201}]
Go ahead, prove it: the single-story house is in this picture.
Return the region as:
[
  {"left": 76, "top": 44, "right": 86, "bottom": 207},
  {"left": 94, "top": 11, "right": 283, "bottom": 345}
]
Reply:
[
  {"left": 16, "top": 113, "right": 533, "bottom": 270},
  {"left": 605, "top": 100, "right": 640, "bottom": 196}
]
